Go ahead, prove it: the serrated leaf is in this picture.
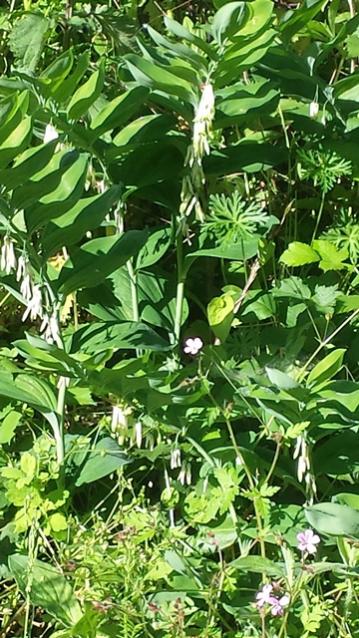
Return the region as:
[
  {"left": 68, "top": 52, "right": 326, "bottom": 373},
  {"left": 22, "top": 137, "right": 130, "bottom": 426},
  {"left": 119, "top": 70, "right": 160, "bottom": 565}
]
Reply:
[
  {"left": 9, "top": 14, "right": 49, "bottom": 72},
  {"left": 280, "top": 242, "right": 319, "bottom": 267},
  {"left": 312, "top": 240, "right": 349, "bottom": 272}
]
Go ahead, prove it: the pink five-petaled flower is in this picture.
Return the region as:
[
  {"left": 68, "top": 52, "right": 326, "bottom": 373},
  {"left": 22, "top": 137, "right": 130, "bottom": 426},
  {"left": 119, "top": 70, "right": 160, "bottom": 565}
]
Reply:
[
  {"left": 297, "top": 529, "right": 320, "bottom": 555},
  {"left": 183, "top": 337, "right": 203, "bottom": 356},
  {"left": 255, "top": 584, "right": 274, "bottom": 609},
  {"left": 270, "top": 594, "right": 290, "bottom": 617}
]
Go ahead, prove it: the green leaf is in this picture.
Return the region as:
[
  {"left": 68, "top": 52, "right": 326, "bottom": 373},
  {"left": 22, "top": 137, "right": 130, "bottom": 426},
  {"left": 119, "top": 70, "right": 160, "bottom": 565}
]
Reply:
[
  {"left": 305, "top": 502, "right": 359, "bottom": 538},
  {"left": 25, "top": 153, "right": 89, "bottom": 232},
  {"left": 0, "top": 410, "right": 21, "bottom": 445},
  {"left": 237, "top": 0, "right": 273, "bottom": 37},
  {"left": 136, "top": 227, "right": 172, "bottom": 270},
  {"left": 0, "top": 372, "right": 56, "bottom": 412},
  {"left": 42, "top": 186, "right": 122, "bottom": 258},
  {"left": 90, "top": 86, "right": 149, "bottom": 135},
  {"left": 0, "top": 116, "right": 32, "bottom": 168},
  {"left": 57, "top": 231, "right": 147, "bottom": 295},
  {"left": 266, "top": 368, "right": 298, "bottom": 390},
  {"left": 124, "top": 54, "right": 194, "bottom": 103},
  {"left": 164, "top": 17, "right": 215, "bottom": 58},
  {"left": 205, "top": 142, "right": 286, "bottom": 175},
  {"left": 185, "top": 238, "right": 259, "bottom": 273},
  {"left": 216, "top": 80, "right": 279, "bottom": 127},
  {"left": 307, "top": 349, "right": 346, "bottom": 389},
  {"left": 52, "top": 51, "right": 90, "bottom": 103},
  {"left": 8, "top": 554, "right": 82, "bottom": 626},
  {"left": 212, "top": 2, "right": 248, "bottom": 43},
  {"left": 0, "top": 141, "right": 57, "bottom": 191},
  {"left": 67, "top": 61, "right": 105, "bottom": 120},
  {"left": 334, "top": 493, "right": 359, "bottom": 510},
  {"left": 318, "top": 381, "right": 359, "bottom": 413},
  {"left": 207, "top": 293, "right": 234, "bottom": 342},
  {"left": 229, "top": 555, "right": 284, "bottom": 577},
  {"left": 110, "top": 114, "right": 175, "bottom": 155},
  {"left": 312, "top": 240, "right": 349, "bottom": 272},
  {"left": 280, "top": 242, "right": 319, "bottom": 267},
  {"left": 109, "top": 146, "right": 183, "bottom": 194},
  {"left": 314, "top": 432, "right": 359, "bottom": 476},
  {"left": 280, "top": 0, "right": 327, "bottom": 41},
  {"left": 75, "top": 437, "right": 130, "bottom": 486},
  {"left": 71, "top": 321, "right": 170, "bottom": 354},
  {"left": 12, "top": 148, "right": 78, "bottom": 210},
  {"left": 346, "top": 33, "right": 359, "bottom": 58},
  {"left": 8, "top": 13, "right": 49, "bottom": 72},
  {"left": 48, "top": 513, "right": 68, "bottom": 533},
  {"left": 336, "top": 294, "right": 359, "bottom": 313}
]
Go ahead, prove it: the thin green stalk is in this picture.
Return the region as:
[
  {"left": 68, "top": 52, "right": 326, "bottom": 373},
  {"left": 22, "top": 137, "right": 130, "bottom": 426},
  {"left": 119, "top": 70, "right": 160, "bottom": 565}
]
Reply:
[
  {"left": 56, "top": 376, "right": 67, "bottom": 466},
  {"left": 174, "top": 233, "right": 185, "bottom": 342},
  {"left": 265, "top": 440, "right": 282, "bottom": 484},
  {"left": 126, "top": 259, "right": 139, "bottom": 323},
  {"left": 224, "top": 416, "right": 266, "bottom": 560},
  {"left": 312, "top": 190, "right": 326, "bottom": 241}
]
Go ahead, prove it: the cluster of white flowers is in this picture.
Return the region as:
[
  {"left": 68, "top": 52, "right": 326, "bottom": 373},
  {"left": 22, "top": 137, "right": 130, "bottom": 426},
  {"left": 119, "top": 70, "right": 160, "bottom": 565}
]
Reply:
[
  {"left": 111, "top": 403, "right": 142, "bottom": 448},
  {"left": 178, "top": 460, "right": 192, "bottom": 486},
  {"left": 170, "top": 447, "right": 181, "bottom": 470},
  {"left": 0, "top": 235, "right": 61, "bottom": 345},
  {"left": 191, "top": 83, "right": 215, "bottom": 166},
  {"left": 293, "top": 434, "right": 317, "bottom": 502},
  {"left": 0, "top": 235, "right": 16, "bottom": 275},
  {"left": 40, "top": 312, "right": 61, "bottom": 345}
]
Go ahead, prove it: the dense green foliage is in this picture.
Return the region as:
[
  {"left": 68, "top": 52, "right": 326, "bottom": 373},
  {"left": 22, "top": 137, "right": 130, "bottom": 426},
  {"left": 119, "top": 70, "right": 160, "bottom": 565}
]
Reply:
[{"left": 1, "top": 0, "right": 359, "bottom": 636}]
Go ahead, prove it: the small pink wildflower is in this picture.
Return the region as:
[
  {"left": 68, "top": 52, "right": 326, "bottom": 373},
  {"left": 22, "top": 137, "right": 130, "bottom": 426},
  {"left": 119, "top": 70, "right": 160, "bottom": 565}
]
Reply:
[
  {"left": 256, "top": 584, "right": 290, "bottom": 617},
  {"left": 270, "top": 594, "right": 290, "bottom": 616},
  {"left": 255, "top": 584, "right": 274, "bottom": 608},
  {"left": 183, "top": 337, "right": 203, "bottom": 355},
  {"left": 297, "top": 529, "right": 320, "bottom": 555}
]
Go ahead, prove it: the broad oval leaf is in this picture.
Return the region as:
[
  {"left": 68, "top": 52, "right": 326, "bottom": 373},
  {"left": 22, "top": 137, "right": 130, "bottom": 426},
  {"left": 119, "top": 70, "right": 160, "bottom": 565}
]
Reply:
[
  {"left": 75, "top": 437, "right": 130, "bottom": 486},
  {"left": 305, "top": 502, "right": 359, "bottom": 538},
  {"left": 8, "top": 554, "right": 82, "bottom": 626}
]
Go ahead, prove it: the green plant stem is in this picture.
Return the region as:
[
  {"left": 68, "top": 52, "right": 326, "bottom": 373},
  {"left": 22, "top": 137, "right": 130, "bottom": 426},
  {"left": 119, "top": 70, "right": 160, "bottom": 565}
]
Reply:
[
  {"left": 0, "top": 291, "right": 10, "bottom": 308},
  {"left": 127, "top": 259, "right": 139, "bottom": 323},
  {"left": 298, "top": 307, "right": 359, "bottom": 382},
  {"left": 265, "top": 440, "right": 282, "bottom": 484},
  {"left": 56, "top": 377, "right": 66, "bottom": 467},
  {"left": 224, "top": 417, "right": 266, "bottom": 560},
  {"left": 174, "top": 233, "right": 185, "bottom": 342},
  {"left": 312, "top": 190, "right": 326, "bottom": 241}
]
